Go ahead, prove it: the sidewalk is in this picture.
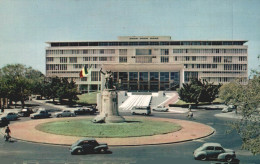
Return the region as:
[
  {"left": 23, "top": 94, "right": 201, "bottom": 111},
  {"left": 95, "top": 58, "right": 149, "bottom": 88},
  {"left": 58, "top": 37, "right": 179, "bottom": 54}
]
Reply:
[{"left": 3, "top": 116, "right": 214, "bottom": 146}]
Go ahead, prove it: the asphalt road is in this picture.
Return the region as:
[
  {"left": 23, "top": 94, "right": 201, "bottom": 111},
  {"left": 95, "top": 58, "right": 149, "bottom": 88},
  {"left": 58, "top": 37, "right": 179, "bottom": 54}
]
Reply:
[{"left": 0, "top": 101, "right": 260, "bottom": 164}]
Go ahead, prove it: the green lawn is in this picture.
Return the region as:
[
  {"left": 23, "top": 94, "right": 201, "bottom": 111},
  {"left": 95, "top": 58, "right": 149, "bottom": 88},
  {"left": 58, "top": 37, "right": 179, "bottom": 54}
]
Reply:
[
  {"left": 36, "top": 118, "right": 181, "bottom": 138},
  {"left": 77, "top": 92, "right": 100, "bottom": 104}
]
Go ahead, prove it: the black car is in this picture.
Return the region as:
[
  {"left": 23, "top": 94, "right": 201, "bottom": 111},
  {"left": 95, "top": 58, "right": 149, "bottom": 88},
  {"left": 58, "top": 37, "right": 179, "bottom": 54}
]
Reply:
[
  {"left": 0, "top": 117, "right": 9, "bottom": 127},
  {"left": 18, "top": 108, "right": 34, "bottom": 117},
  {"left": 70, "top": 138, "right": 109, "bottom": 155}
]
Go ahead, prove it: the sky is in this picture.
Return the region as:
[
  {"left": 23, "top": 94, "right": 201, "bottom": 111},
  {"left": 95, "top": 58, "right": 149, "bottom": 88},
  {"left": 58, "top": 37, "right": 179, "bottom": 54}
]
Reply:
[{"left": 0, "top": 0, "right": 259, "bottom": 74}]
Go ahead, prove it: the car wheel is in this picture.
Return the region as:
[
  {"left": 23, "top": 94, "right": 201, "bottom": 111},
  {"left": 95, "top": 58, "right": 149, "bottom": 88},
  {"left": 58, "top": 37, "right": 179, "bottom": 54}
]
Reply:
[
  {"left": 76, "top": 148, "right": 83, "bottom": 155},
  {"left": 99, "top": 148, "right": 107, "bottom": 153},
  {"left": 132, "top": 112, "right": 135, "bottom": 115},
  {"left": 70, "top": 114, "right": 73, "bottom": 117},
  {"left": 225, "top": 155, "right": 233, "bottom": 162},
  {"left": 199, "top": 155, "right": 207, "bottom": 161},
  {"left": 57, "top": 115, "right": 62, "bottom": 118}
]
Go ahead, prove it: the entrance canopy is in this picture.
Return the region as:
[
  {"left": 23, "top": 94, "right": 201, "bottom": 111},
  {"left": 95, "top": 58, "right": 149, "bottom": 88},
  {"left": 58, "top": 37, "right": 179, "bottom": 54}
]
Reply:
[{"left": 101, "top": 63, "right": 184, "bottom": 72}]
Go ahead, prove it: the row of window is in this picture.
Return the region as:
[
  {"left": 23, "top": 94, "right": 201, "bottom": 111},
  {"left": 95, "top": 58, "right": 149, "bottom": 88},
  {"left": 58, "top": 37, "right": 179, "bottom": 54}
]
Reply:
[
  {"left": 47, "top": 64, "right": 100, "bottom": 70},
  {"left": 46, "top": 48, "right": 247, "bottom": 56},
  {"left": 46, "top": 56, "right": 247, "bottom": 64},
  {"left": 224, "top": 64, "right": 247, "bottom": 71},
  {"left": 173, "top": 49, "right": 247, "bottom": 54},
  {"left": 184, "top": 64, "right": 218, "bottom": 69},
  {"left": 46, "top": 49, "right": 116, "bottom": 55},
  {"left": 50, "top": 41, "right": 245, "bottom": 47},
  {"left": 46, "top": 64, "right": 67, "bottom": 70}
]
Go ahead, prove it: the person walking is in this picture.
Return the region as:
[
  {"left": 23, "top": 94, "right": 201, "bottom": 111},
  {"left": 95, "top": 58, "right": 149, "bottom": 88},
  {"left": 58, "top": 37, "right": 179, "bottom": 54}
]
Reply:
[
  {"left": 5, "top": 126, "right": 11, "bottom": 141},
  {"left": 187, "top": 105, "right": 194, "bottom": 119}
]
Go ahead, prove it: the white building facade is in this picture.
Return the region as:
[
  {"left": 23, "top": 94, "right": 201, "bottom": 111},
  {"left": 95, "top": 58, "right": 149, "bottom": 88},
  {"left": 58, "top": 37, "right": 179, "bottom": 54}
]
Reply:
[{"left": 46, "top": 36, "right": 248, "bottom": 93}]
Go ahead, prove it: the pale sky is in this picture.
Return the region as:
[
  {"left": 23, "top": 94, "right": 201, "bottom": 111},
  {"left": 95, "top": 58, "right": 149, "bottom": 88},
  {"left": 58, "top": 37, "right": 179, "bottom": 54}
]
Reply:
[{"left": 0, "top": 0, "right": 259, "bottom": 74}]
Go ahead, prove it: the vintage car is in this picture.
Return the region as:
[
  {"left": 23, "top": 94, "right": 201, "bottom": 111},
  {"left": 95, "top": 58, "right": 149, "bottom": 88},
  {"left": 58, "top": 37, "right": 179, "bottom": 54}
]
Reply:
[
  {"left": 54, "top": 110, "right": 75, "bottom": 118},
  {"left": 18, "top": 108, "right": 34, "bottom": 117},
  {"left": 30, "top": 109, "right": 51, "bottom": 119},
  {"left": 193, "top": 143, "right": 236, "bottom": 162},
  {"left": 131, "top": 106, "right": 151, "bottom": 115},
  {"left": 70, "top": 138, "right": 109, "bottom": 155},
  {"left": 74, "top": 107, "right": 96, "bottom": 115},
  {"left": 1, "top": 112, "right": 19, "bottom": 121},
  {"left": 152, "top": 106, "right": 169, "bottom": 112}
]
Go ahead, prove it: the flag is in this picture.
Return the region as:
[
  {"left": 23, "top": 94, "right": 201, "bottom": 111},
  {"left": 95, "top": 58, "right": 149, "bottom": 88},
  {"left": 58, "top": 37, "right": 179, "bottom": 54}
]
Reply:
[
  {"left": 79, "top": 65, "right": 92, "bottom": 78},
  {"left": 79, "top": 65, "right": 87, "bottom": 78}
]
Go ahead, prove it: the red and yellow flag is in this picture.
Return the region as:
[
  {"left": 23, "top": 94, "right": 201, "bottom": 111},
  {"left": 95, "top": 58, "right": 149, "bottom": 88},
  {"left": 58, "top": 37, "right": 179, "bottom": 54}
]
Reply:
[{"left": 79, "top": 66, "right": 87, "bottom": 78}]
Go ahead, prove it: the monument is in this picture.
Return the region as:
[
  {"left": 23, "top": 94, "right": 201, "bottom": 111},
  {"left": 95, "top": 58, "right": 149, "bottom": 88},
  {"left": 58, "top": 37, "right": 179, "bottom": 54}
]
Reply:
[{"left": 92, "top": 68, "right": 125, "bottom": 123}]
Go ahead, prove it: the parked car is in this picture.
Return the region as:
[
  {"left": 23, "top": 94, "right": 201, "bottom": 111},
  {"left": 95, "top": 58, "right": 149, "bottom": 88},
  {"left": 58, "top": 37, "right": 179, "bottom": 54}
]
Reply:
[
  {"left": 30, "top": 109, "right": 51, "bottom": 119},
  {"left": 193, "top": 143, "right": 236, "bottom": 162},
  {"left": 18, "top": 108, "right": 34, "bottom": 117},
  {"left": 74, "top": 107, "right": 96, "bottom": 115},
  {"left": 0, "top": 117, "right": 9, "bottom": 127},
  {"left": 131, "top": 106, "right": 151, "bottom": 115},
  {"left": 1, "top": 112, "right": 19, "bottom": 121},
  {"left": 70, "top": 138, "right": 109, "bottom": 155},
  {"left": 54, "top": 110, "right": 76, "bottom": 118},
  {"left": 222, "top": 107, "right": 233, "bottom": 113},
  {"left": 152, "top": 106, "right": 169, "bottom": 112}
]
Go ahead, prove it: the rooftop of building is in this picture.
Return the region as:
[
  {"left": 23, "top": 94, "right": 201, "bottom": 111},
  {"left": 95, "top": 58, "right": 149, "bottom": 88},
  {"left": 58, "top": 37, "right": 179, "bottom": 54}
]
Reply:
[{"left": 46, "top": 36, "right": 248, "bottom": 47}]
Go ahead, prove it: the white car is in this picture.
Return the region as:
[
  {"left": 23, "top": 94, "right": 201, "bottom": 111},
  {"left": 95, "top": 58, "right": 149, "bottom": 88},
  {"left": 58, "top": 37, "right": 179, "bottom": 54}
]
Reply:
[
  {"left": 1, "top": 112, "right": 19, "bottom": 121},
  {"left": 222, "top": 106, "right": 233, "bottom": 113},
  {"left": 152, "top": 106, "right": 169, "bottom": 112},
  {"left": 54, "top": 110, "right": 76, "bottom": 118}
]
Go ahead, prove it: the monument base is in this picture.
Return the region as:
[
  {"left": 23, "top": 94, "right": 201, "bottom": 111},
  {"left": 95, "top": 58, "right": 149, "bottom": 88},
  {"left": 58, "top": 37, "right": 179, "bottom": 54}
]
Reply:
[{"left": 105, "top": 115, "right": 125, "bottom": 123}]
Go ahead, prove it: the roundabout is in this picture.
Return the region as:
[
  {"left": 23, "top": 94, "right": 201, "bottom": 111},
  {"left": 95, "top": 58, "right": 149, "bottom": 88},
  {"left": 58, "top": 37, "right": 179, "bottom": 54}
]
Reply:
[{"left": 7, "top": 116, "right": 214, "bottom": 146}]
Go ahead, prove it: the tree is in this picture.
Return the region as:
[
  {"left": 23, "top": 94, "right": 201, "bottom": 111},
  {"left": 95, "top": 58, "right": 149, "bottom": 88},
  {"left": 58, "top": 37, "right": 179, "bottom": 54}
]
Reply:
[
  {"left": 57, "top": 78, "right": 79, "bottom": 105},
  {"left": 0, "top": 64, "right": 43, "bottom": 108},
  {"left": 221, "top": 55, "right": 260, "bottom": 155},
  {"left": 44, "top": 77, "right": 61, "bottom": 102},
  {"left": 178, "top": 78, "right": 221, "bottom": 104},
  {"left": 45, "top": 77, "right": 78, "bottom": 105}
]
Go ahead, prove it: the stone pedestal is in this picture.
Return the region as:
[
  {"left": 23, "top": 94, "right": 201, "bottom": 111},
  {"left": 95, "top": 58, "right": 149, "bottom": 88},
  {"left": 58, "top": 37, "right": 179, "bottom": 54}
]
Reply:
[{"left": 93, "top": 89, "right": 125, "bottom": 123}]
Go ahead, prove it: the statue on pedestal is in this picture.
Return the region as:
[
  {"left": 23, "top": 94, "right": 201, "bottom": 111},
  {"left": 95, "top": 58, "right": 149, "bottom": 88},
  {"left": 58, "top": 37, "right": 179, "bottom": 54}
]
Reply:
[
  {"left": 100, "top": 68, "right": 114, "bottom": 90},
  {"left": 92, "top": 68, "right": 125, "bottom": 123}
]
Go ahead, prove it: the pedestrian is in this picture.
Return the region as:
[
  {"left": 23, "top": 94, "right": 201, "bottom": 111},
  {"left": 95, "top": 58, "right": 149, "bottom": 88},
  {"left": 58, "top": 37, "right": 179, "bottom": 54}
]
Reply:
[
  {"left": 5, "top": 126, "right": 11, "bottom": 141},
  {"left": 187, "top": 105, "right": 194, "bottom": 119},
  {"left": 1, "top": 107, "right": 4, "bottom": 113}
]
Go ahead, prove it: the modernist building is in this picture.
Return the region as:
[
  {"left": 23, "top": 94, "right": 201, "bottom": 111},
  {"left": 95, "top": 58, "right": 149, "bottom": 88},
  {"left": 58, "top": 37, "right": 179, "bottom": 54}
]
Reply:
[{"left": 46, "top": 36, "right": 248, "bottom": 92}]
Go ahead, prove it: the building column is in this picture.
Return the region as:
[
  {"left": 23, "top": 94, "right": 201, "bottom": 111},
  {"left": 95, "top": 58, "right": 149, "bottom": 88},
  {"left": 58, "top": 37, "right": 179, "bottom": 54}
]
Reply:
[{"left": 180, "top": 68, "right": 185, "bottom": 87}]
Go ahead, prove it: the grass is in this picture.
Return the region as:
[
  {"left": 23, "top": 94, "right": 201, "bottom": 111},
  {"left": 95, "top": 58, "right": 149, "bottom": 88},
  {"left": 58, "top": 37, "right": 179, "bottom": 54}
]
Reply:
[
  {"left": 36, "top": 118, "right": 181, "bottom": 138},
  {"left": 77, "top": 92, "right": 100, "bottom": 104}
]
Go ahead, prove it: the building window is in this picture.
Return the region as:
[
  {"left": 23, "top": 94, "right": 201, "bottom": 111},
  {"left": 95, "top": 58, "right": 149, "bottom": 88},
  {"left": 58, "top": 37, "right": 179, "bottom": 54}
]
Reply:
[
  {"left": 60, "top": 57, "right": 67, "bottom": 63},
  {"left": 93, "top": 57, "right": 98, "bottom": 61},
  {"left": 213, "top": 56, "right": 222, "bottom": 63},
  {"left": 224, "top": 56, "right": 232, "bottom": 63},
  {"left": 136, "top": 56, "right": 152, "bottom": 63},
  {"left": 119, "top": 49, "right": 127, "bottom": 55},
  {"left": 136, "top": 49, "right": 152, "bottom": 55},
  {"left": 69, "top": 57, "right": 77, "bottom": 63},
  {"left": 91, "top": 71, "right": 99, "bottom": 81},
  {"left": 46, "top": 57, "right": 54, "bottom": 62},
  {"left": 184, "top": 72, "right": 198, "bottom": 83},
  {"left": 119, "top": 57, "right": 127, "bottom": 63},
  {"left": 239, "top": 56, "right": 247, "bottom": 61},
  {"left": 192, "top": 56, "right": 196, "bottom": 61},
  {"left": 99, "top": 57, "right": 107, "bottom": 61},
  {"left": 161, "top": 56, "right": 169, "bottom": 63},
  {"left": 160, "top": 49, "right": 169, "bottom": 55}
]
